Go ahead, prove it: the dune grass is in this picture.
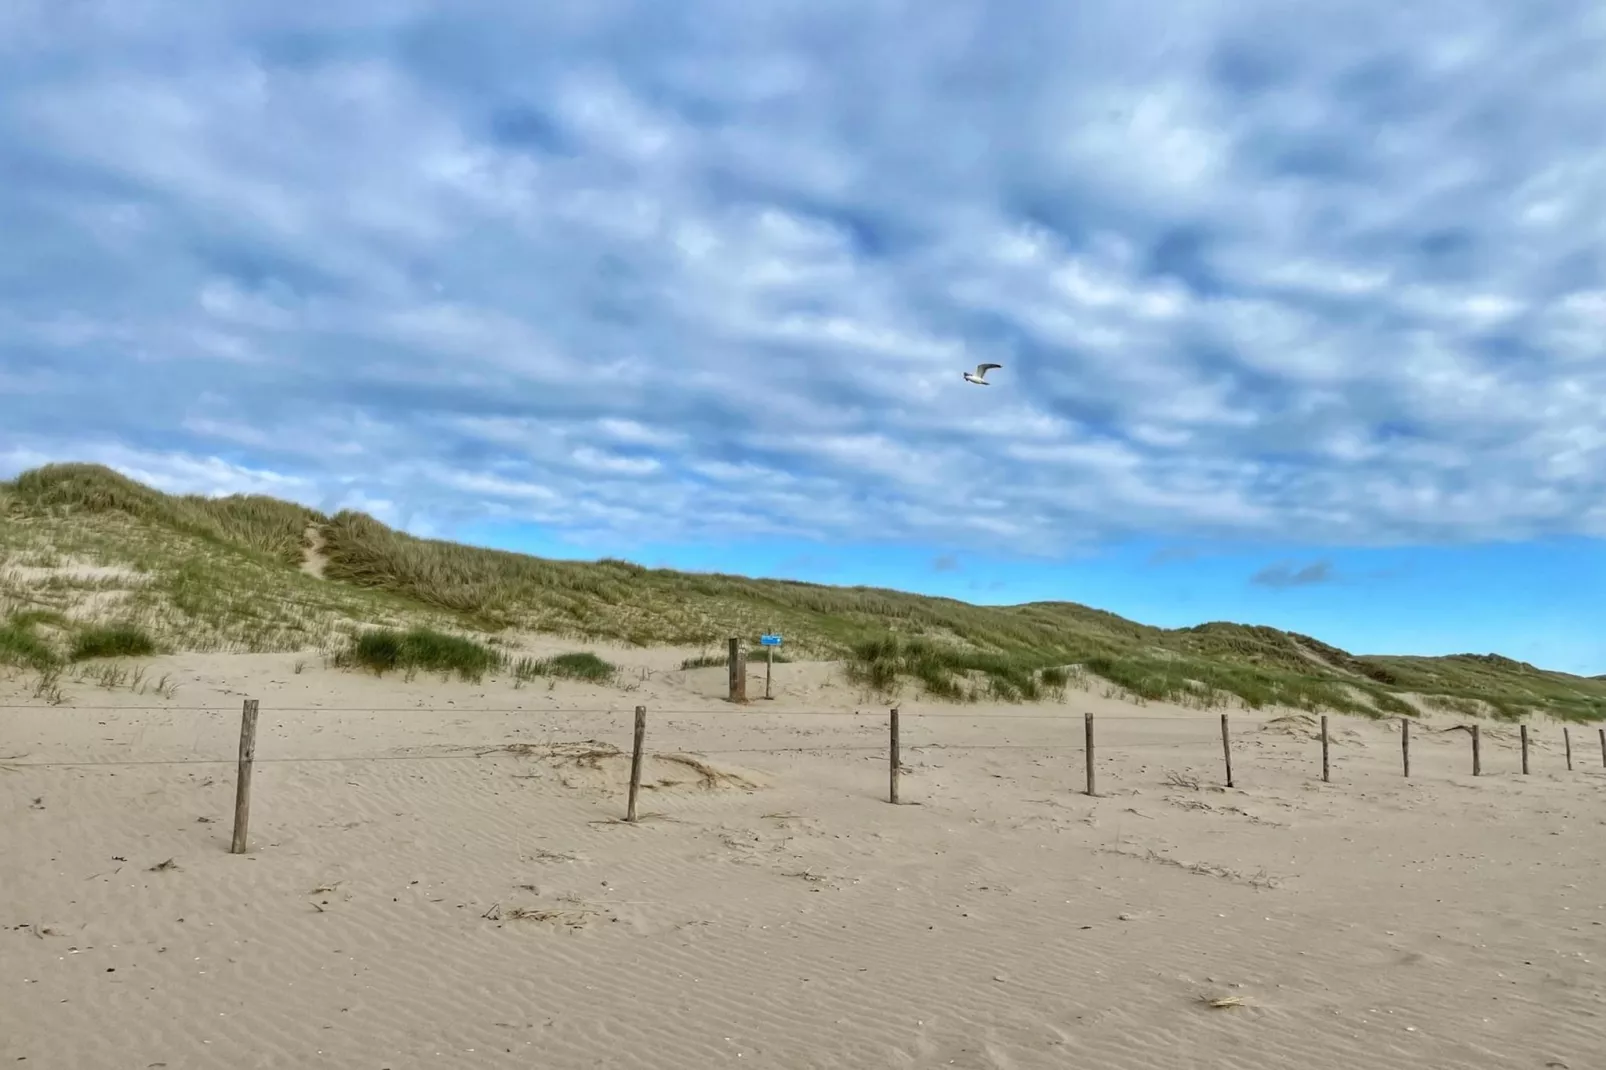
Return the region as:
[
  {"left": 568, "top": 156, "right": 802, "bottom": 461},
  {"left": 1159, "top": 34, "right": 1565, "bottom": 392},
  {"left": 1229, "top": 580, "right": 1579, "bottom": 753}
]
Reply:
[
  {"left": 338, "top": 627, "right": 504, "bottom": 682},
  {"left": 0, "top": 614, "right": 61, "bottom": 671},
  {"left": 679, "top": 653, "right": 725, "bottom": 671},
  {"left": 5, "top": 462, "right": 1606, "bottom": 718},
  {"left": 1366, "top": 654, "right": 1606, "bottom": 722},
  {"left": 512, "top": 652, "right": 618, "bottom": 683},
  {"left": 70, "top": 623, "right": 157, "bottom": 661},
  {"left": 1, "top": 469, "right": 433, "bottom": 656},
  {"left": 844, "top": 636, "right": 1065, "bottom": 702},
  {"left": 11, "top": 462, "right": 316, "bottom": 566}
]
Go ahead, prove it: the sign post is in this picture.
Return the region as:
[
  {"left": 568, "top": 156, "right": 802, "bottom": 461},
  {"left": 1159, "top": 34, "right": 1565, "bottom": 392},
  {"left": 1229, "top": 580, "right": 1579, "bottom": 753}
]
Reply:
[{"left": 759, "top": 632, "right": 782, "bottom": 700}]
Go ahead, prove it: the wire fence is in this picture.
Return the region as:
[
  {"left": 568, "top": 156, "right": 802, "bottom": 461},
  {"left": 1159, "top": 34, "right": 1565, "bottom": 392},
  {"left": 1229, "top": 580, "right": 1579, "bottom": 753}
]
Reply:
[
  {"left": 5, "top": 702, "right": 1604, "bottom": 854},
  {"left": 0, "top": 738, "right": 1238, "bottom": 770},
  {"left": 5, "top": 702, "right": 1603, "bottom": 765},
  {"left": 0, "top": 702, "right": 1238, "bottom": 766}
]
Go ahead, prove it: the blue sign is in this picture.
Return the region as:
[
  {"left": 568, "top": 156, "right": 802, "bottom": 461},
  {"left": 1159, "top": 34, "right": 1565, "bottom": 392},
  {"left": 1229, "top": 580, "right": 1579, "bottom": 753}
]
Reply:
[{"left": 760, "top": 634, "right": 782, "bottom": 646}]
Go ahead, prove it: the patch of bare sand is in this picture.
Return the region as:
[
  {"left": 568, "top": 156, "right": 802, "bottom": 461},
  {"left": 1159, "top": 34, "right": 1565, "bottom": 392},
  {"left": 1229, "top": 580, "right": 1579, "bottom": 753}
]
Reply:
[
  {"left": 299, "top": 523, "right": 328, "bottom": 579},
  {"left": 3, "top": 653, "right": 1604, "bottom": 1069}
]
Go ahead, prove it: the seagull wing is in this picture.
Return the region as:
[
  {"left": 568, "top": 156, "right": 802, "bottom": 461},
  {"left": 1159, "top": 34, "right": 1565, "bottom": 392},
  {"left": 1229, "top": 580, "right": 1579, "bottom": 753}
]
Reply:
[{"left": 975, "top": 363, "right": 1002, "bottom": 376}]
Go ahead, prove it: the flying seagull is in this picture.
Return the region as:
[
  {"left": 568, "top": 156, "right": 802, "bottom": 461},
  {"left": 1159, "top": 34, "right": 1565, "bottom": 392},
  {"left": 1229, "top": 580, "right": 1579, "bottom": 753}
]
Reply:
[{"left": 963, "top": 362, "right": 1002, "bottom": 385}]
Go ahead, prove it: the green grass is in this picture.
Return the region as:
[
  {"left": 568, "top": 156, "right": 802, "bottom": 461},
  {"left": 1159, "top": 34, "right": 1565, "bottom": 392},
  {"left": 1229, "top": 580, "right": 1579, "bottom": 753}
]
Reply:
[
  {"left": 0, "top": 615, "right": 61, "bottom": 671},
  {"left": 70, "top": 623, "right": 157, "bottom": 661},
  {"left": 844, "top": 636, "right": 1063, "bottom": 703},
  {"left": 339, "top": 627, "right": 504, "bottom": 682},
  {"left": 1367, "top": 654, "right": 1606, "bottom": 722},
  {"left": 512, "top": 651, "right": 618, "bottom": 683},
  {"left": 5, "top": 462, "right": 1606, "bottom": 718}
]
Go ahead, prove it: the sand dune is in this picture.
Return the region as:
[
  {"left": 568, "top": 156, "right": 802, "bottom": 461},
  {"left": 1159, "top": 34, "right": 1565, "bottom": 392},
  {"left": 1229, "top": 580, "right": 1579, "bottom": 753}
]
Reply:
[{"left": 4, "top": 652, "right": 1604, "bottom": 1069}]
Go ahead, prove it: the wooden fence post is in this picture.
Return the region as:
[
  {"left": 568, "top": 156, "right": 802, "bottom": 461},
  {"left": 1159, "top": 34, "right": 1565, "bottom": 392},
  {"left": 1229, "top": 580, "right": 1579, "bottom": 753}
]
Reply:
[
  {"left": 1521, "top": 724, "right": 1530, "bottom": 775},
  {"left": 1599, "top": 728, "right": 1605, "bottom": 768},
  {"left": 1084, "top": 712, "right": 1096, "bottom": 797},
  {"left": 1401, "top": 717, "right": 1410, "bottom": 778},
  {"left": 1472, "top": 724, "right": 1482, "bottom": 777},
  {"left": 727, "top": 638, "right": 747, "bottom": 704},
  {"left": 1320, "top": 715, "right": 1330, "bottom": 783},
  {"left": 888, "top": 707, "right": 900, "bottom": 804},
  {"left": 1220, "top": 713, "right": 1234, "bottom": 788},
  {"left": 1565, "top": 727, "right": 1573, "bottom": 772},
  {"left": 626, "top": 705, "right": 647, "bottom": 823},
  {"left": 230, "top": 698, "right": 260, "bottom": 855}
]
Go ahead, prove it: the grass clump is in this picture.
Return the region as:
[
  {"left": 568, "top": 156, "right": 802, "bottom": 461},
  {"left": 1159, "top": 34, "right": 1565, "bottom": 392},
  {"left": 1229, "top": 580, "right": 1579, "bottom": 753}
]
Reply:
[
  {"left": 513, "top": 651, "right": 617, "bottom": 683},
  {"left": 1364, "top": 688, "right": 1417, "bottom": 717},
  {"left": 0, "top": 615, "right": 61, "bottom": 671},
  {"left": 340, "top": 627, "right": 504, "bottom": 682},
  {"left": 679, "top": 653, "right": 727, "bottom": 670},
  {"left": 70, "top": 623, "right": 157, "bottom": 661},
  {"left": 846, "top": 636, "right": 1060, "bottom": 703}
]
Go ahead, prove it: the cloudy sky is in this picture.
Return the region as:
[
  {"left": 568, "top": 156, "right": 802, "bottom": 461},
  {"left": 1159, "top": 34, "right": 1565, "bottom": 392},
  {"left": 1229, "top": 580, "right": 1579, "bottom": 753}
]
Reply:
[{"left": 2, "top": 1, "right": 1604, "bottom": 671}]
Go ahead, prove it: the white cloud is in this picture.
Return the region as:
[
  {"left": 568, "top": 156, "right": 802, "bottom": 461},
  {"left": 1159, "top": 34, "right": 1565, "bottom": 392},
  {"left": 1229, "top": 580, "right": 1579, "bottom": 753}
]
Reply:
[{"left": 2, "top": 0, "right": 1605, "bottom": 551}]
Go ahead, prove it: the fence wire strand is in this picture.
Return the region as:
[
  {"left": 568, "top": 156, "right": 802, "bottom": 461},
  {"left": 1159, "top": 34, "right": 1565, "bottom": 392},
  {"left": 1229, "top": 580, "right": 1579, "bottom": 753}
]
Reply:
[
  {"left": 0, "top": 703, "right": 1245, "bottom": 721},
  {"left": 8, "top": 705, "right": 1594, "bottom": 782},
  {"left": 0, "top": 736, "right": 1230, "bottom": 771}
]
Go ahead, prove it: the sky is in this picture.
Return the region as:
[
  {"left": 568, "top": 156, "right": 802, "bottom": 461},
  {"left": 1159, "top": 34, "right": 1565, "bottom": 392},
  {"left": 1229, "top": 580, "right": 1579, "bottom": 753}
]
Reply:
[{"left": 1, "top": 1, "right": 1604, "bottom": 672}]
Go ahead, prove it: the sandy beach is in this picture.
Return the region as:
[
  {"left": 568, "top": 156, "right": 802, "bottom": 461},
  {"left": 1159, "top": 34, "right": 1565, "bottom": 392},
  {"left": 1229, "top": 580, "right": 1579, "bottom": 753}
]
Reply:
[{"left": 4, "top": 650, "right": 1604, "bottom": 1069}]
